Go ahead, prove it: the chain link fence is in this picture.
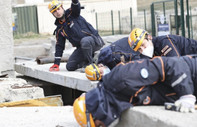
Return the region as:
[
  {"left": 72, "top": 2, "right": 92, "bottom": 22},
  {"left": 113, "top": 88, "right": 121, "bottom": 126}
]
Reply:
[{"left": 96, "top": 3, "right": 197, "bottom": 40}]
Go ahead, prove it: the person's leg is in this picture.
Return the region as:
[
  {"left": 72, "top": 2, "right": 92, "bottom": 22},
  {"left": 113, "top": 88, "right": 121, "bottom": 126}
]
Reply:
[
  {"left": 66, "top": 48, "right": 87, "bottom": 71},
  {"left": 80, "top": 36, "right": 103, "bottom": 65}
]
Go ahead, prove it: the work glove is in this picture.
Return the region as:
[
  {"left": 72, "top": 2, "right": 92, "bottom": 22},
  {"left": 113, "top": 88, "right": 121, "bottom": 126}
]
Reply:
[
  {"left": 174, "top": 94, "right": 196, "bottom": 113},
  {"left": 49, "top": 64, "right": 59, "bottom": 71}
]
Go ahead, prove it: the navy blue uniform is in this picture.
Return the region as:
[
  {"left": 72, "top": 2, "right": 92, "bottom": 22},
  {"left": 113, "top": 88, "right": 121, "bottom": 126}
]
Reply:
[
  {"left": 97, "top": 37, "right": 140, "bottom": 69},
  {"left": 54, "top": 0, "right": 104, "bottom": 71},
  {"left": 86, "top": 55, "right": 197, "bottom": 126},
  {"left": 152, "top": 35, "right": 197, "bottom": 57}
]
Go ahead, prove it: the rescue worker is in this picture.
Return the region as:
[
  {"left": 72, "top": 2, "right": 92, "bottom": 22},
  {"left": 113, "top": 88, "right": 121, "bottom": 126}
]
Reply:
[
  {"left": 74, "top": 55, "right": 197, "bottom": 127},
  {"left": 129, "top": 28, "right": 197, "bottom": 58},
  {"left": 97, "top": 37, "right": 140, "bottom": 70},
  {"left": 48, "top": 0, "right": 104, "bottom": 71}
]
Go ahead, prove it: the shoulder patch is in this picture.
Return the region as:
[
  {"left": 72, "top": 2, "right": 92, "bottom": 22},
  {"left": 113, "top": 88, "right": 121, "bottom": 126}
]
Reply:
[
  {"left": 140, "top": 68, "right": 149, "bottom": 79},
  {"left": 161, "top": 45, "right": 169, "bottom": 53}
]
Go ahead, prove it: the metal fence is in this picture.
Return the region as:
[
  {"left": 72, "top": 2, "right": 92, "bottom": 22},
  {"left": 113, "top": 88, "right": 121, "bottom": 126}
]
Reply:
[
  {"left": 95, "top": 1, "right": 197, "bottom": 40},
  {"left": 95, "top": 8, "right": 152, "bottom": 36},
  {"left": 12, "top": 5, "right": 39, "bottom": 35},
  {"left": 11, "top": 2, "right": 197, "bottom": 40},
  {"left": 96, "top": 8, "right": 133, "bottom": 36}
]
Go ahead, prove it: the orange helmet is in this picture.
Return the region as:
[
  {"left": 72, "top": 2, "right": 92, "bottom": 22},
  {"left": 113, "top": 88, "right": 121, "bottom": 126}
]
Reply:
[
  {"left": 128, "top": 28, "right": 148, "bottom": 51},
  {"left": 48, "top": 0, "right": 62, "bottom": 13},
  {"left": 73, "top": 95, "right": 95, "bottom": 127},
  {"left": 85, "top": 64, "right": 101, "bottom": 81}
]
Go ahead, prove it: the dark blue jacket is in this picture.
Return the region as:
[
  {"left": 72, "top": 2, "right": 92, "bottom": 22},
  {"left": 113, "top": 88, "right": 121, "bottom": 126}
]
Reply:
[
  {"left": 98, "top": 37, "right": 140, "bottom": 69},
  {"left": 86, "top": 55, "right": 197, "bottom": 126},
  {"left": 152, "top": 35, "right": 197, "bottom": 56},
  {"left": 54, "top": 0, "right": 99, "bottom": 65}
]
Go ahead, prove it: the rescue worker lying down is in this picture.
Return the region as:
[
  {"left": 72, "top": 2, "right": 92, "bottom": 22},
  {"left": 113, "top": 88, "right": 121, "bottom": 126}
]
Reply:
[
  {"left": 129, "top": 28, "right": 197, "bottom": 58},
  {"left": 73, "top": 55, "right": 197, "bottom": 127}
]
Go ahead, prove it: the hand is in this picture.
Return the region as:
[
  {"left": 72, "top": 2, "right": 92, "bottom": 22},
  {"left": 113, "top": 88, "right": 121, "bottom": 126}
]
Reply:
[
  {"left": 49, "top": 64, "right": 59, "bottom": 71},
  {"left": 175, "top": 94, "right": 196, "bottom": 113}
]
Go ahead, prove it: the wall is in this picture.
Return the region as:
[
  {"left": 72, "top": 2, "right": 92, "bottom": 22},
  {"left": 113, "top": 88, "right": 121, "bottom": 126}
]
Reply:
[
  {"left": 37, "top": 0, "right": 137, "bottom": 34},
  {"left": 0, "top": 0, "right": 14, "bottom": 76}
]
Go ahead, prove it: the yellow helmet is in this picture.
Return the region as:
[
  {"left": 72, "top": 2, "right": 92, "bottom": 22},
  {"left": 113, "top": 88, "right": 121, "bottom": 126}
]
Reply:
[
  {"left": 85, "top": 64, "right": 101, "bottom": 81},
  {"left": 48, "top": 0, "right": 62, "bottom": 13},
  {"left": 73, "top": 95, "right": 95, "bottom": 127},
  {"left": 128, "top": 28, "right": 148, "bottom": 51}
]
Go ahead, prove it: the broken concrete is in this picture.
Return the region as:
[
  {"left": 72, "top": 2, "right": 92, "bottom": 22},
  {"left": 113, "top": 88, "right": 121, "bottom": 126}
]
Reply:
[{"left": 0, "top": 78, "right": 44, "bottom": 103}]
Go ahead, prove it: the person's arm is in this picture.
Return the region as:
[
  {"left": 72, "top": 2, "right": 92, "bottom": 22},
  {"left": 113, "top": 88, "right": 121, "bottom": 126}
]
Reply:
[
  {"left": 161, "top": 56, "right": 196, "bottom": 113},
  {"left": 49, "top": 28, "right": 66, "bottom": 71},
  {"left": 161, "top": 57, "right": 194, "bottom": 97},
  {"left": 71, "top": 0, "right": 81, "bottom": 17}
]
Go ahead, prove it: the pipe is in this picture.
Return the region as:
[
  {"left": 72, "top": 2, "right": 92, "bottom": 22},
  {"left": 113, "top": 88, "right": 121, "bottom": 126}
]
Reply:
[{"left": 36, "top": 56, "right": 68, "bottom": 65}]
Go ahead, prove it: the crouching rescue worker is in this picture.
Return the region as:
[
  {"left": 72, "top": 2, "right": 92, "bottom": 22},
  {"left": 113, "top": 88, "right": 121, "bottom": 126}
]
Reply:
[
  {"left": 129, "top": 28, "right": 197, "bottom": 58},
  {"left": 73, "top": 55, "right": 197, "bottom": 127},
  {"left": 97, "top": 37, "right": 140, "bottom": 70},
  {"left": 48, "top": 0, "right": 104, "bottom": 71}
]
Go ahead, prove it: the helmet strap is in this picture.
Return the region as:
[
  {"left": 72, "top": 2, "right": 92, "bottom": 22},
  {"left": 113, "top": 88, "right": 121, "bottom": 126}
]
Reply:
[
  {"left": 131, "top": 30, "right": 146, "bottom": 49},
  {"left": 91, "top": 64, "right": 100, "bottom": 80}
]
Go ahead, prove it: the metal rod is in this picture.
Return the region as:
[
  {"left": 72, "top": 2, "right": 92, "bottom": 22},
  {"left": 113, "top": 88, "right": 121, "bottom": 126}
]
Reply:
[
  {"left": 118, "top": 11, "right": 121, "bottom": 34},
  {"left": 190, "top": 6, "right": 193, "bottom": 39},
  {"left": 180, "top": 0, "right": 185, "bottom": 37},
  {"left": 186, "top": 0, "right": 190, "bottom": 38},
  {"left": 144, "top": 9, "right": 147, "bottom": 30},
  {"left": 174, "top": 0, "right": 179, "bottom": 35},
  {"left": 111, "top": 10, "right": 114, "bottom": 35},
  {"left": 130, "top": 8, "right": 133, "bottom": 31}
]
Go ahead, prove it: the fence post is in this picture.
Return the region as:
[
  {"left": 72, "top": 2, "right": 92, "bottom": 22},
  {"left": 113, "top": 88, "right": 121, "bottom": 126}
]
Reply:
[
  {"left": 118, "top": 11, "right": 121, "bottom": 34},
  {"left": 174, "top": 0, "right": 179, "bottom": 35},
  {"left": 111, "top": 10, "right": 114, "bottom": 35},
  {"left": 151, "top": 3, "right": 156, "bottom": 36},
  {"left": 144, "top": 9, "right": 147, "bottom": 30},
  {"left": 163, "top": 2, "right": 166, "bottom": 17},
  {"left": 130, "top": 8, "right": 132, "bottom": 31},
  {"left": 95, "top": 12, "right": 98, "bottom": 30},
  {"left": 180, "top": 0, "right": 185, "bottom": 37},
  {"left": 190, "top": 6, "right": 193, "bottom": 39},
  {"left": 186, "top": 0, "right": 190, "bottom": 38}
]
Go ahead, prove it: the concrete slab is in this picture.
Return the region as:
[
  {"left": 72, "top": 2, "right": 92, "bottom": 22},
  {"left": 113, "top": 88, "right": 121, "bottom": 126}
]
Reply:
[
  {"left": 15, "top": 61, "right": 98, "bottom": 92},
  {"left": 0, "top": 105, "right": 196, "bottom": 127},
  {"left": 116, "top": 106, "right": 197, "bottom": 127}
]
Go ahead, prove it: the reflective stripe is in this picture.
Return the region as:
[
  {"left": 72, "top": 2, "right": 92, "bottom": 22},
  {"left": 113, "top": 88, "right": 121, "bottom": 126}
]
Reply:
[
  {"left": 72, "top": 2, "right": 79, "bottom": 5},
  {"left": 171, "top": 73, "right": 187, "bottom": 87},
  {"left": 55, "top": 57, "right": 61, "bottom": 59},
  {"left": 86, "top": 74, "right": 94, "bottom": 78}
]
